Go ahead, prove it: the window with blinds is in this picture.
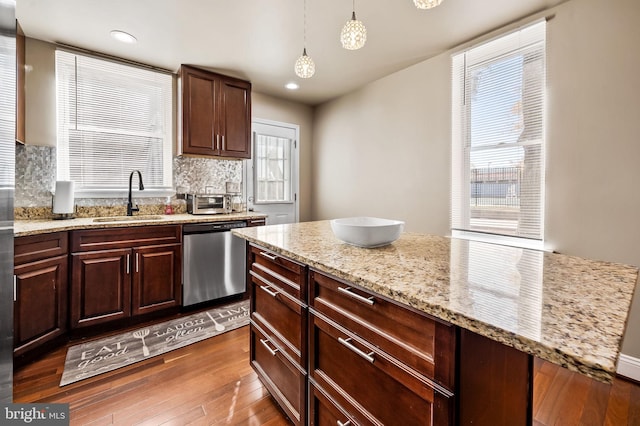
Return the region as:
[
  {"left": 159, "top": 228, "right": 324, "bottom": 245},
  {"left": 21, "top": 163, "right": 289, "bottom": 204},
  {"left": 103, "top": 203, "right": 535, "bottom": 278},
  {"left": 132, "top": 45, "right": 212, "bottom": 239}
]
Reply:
[
  {"left": 55, "top": 50, "right": 173, "bottom": 195},
  {"left": 451, "top": 21, "right": 546, "bottom": 243}
]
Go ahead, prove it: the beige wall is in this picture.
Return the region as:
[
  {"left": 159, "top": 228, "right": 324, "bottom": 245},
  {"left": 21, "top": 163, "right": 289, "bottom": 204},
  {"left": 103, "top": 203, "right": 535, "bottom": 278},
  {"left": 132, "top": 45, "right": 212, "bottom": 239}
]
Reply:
[
  {"left": 311, "top": 0, "right": 640, "bottom": 358},
  {"left": 252, "top": 92, "right": 314, "bottom": 222}
]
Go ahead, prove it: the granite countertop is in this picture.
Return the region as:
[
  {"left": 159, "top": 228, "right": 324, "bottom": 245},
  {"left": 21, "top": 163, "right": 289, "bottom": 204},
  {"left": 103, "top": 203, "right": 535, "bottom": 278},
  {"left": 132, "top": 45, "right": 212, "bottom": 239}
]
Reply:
[
  {"left": 233, "top": 220, "right": 639, "bottom": 383},
  {"left": 14, "top": 212, "right": 267, "bottom": 237}
]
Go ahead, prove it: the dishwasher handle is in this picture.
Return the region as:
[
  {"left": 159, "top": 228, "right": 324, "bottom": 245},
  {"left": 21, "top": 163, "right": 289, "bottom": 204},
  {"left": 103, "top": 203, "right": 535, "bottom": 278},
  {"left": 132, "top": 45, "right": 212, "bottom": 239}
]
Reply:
[{"left": 183, "top": 221, "right": 247, "bottom": 234}]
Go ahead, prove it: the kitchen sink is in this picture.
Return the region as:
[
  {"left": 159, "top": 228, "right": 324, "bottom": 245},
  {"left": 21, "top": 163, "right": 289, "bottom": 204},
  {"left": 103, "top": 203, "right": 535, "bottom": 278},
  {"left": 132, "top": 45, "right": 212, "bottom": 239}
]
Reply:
[{"left": 92, "top": 215, "right": 164, "bottom": 223}]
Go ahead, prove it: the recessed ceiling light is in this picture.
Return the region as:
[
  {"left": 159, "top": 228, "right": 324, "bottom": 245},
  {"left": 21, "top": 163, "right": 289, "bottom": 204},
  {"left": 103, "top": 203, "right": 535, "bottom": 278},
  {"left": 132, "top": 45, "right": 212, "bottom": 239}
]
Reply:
[
  {"left": 285, "top": 82, "right": 300, "bottom": 90},
  {"left": 110, "top": 30, "right": 137, "bottom": 44}
]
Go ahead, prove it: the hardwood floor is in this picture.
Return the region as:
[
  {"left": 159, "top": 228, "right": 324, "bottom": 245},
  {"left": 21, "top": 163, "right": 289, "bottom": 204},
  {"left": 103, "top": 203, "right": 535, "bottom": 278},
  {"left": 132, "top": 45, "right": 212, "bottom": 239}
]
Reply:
[
  {"left": 14, "top": 325, "right": 291, "bottom": 426},
  {"left": 14, "top": 322, "right": 640, "bottom": 425}
]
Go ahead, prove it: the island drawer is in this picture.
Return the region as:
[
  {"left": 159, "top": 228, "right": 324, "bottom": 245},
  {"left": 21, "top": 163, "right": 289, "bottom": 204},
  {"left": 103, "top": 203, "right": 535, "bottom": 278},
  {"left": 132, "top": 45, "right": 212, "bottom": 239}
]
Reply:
[
  {"left": 310, "top": 269, "right": 455, "bottom": 390},
  {"left": 250, "top": 320, "right": 306, "bottom": 426},
  {"left": 309, "top": 311, "right": 451, "bottom": 425},
  {"left": 250, "top": 269, "right": 306, "bottom": 366},
  {"left": 250, "top": 244, "right": 305, "bottom": 301},
  {"left": 309, "top": 382, "right": 358, "bottom": 426}
]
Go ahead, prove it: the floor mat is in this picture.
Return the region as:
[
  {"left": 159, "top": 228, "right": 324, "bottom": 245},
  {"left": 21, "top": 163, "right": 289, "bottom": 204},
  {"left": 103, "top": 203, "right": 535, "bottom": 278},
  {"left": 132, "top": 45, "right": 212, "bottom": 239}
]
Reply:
[{"left": 60, "top": 299, "right": 249, "bottom": 386}]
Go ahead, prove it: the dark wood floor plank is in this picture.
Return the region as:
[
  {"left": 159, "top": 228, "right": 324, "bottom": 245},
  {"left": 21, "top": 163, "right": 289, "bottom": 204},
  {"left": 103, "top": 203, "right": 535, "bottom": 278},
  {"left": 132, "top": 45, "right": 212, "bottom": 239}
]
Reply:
[
  {"left": 604, "top": 377, "right": 631, "bottom": 425},
  {"left": 579, "top": 378, "right": 611, "bottom": 426}
]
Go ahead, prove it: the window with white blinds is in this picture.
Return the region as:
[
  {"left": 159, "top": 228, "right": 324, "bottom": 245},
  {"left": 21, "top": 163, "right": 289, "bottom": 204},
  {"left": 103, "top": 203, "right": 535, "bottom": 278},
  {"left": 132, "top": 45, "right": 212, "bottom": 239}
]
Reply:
[
  {"left": 55, "top": 50, "right": 173, "bottom": 195},
  {"left": 451, "top": 21, "right": 546, "bottom": 242}
]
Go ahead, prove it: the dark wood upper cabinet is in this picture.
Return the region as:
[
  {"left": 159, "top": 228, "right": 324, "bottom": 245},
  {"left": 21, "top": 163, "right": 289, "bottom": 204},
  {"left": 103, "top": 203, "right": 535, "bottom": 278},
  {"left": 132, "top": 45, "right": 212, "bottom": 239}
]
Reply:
[{"left": 179, "top": 65, "right": 251, "bottom": 159}]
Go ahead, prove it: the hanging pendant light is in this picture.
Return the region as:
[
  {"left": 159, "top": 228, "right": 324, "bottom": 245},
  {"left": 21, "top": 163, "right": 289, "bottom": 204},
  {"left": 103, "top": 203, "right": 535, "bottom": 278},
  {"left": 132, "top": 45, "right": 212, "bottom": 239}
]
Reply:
[
  {"left": 295, "top": 0, "right": 315, "bottom": 78},
  {"left": 340, "top": 0, "right": 367, "bottom": 50},
  {"left": 295, "top": 48, "right": 315, "bottom": 79},
  {"left": 413, "top": 0, "right": 443, "bottom": 9}
]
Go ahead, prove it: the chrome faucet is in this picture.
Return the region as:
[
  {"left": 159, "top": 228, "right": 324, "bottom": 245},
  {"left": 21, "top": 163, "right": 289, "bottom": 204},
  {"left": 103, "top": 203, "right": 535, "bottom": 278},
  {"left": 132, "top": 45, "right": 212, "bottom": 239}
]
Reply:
[{"left": 127, "top": 170, "right": 144, "bottom": 216}]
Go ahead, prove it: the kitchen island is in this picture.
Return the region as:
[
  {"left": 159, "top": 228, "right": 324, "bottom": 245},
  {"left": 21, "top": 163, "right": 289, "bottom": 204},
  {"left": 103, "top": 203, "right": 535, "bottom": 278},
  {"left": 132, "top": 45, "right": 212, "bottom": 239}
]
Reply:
[{"left": 233, "top": 220, "right": 639, "bottom": 425}]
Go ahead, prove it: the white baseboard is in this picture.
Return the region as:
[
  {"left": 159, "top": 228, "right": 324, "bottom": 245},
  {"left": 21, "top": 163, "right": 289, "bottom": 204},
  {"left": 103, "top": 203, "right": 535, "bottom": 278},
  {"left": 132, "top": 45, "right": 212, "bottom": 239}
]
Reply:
[{"left": 617, "top": 353, "right": 640, "bottom": 382}]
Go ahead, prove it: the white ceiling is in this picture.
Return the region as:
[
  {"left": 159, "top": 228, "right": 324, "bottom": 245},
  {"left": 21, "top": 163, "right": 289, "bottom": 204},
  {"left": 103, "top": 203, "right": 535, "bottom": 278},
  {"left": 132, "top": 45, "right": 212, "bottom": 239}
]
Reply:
[{"left": 16, "top": 0, "right": 567, "bottom": 106}]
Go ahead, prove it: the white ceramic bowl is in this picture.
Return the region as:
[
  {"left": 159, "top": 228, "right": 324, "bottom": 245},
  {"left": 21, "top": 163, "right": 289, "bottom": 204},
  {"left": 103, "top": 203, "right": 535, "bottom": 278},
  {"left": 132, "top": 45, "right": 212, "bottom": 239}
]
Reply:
[{"left": 330, "top": 217, "right": 405, "bottom": 248}]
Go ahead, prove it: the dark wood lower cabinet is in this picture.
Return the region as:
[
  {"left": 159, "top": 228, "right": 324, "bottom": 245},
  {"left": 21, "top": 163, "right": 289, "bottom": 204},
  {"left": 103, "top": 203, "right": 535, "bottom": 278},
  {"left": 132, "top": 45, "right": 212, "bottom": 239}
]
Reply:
[
  {"left": 14, "top": 232, "right": 69, "bottom": 359},
  {"left": 248, "top": 245, "right": 534, "bottom": 426},
  {"left": 69, "top": 226, "right": 182, "bottom": 330},
  {"left": 14, "top": 255, "right": 68, "bottom": 357}
]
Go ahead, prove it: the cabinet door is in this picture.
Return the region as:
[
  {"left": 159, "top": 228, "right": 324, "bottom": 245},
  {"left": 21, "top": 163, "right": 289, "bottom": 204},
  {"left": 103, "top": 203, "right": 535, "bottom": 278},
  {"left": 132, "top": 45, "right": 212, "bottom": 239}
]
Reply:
[
  {"left": 14, "top": 255, "right": 68, "bottom": 356},
  {"left": 71, "top": 249, "right": 131, "bottom": 328},
  {"left": 132, "top": 244, "right": 181, "bottom": 316},
  {"left": 181, "top": 66, "right": 218, "bottom": 156},
  {"left": 218, "top": 77, "right": 251, "bottom": 158}
]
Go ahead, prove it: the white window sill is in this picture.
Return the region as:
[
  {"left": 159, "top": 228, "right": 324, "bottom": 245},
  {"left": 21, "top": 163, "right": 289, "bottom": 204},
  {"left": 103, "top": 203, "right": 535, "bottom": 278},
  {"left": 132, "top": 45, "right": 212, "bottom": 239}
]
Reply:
[{"left": 451, "top": 230, "right": 551, "bottom": 252}]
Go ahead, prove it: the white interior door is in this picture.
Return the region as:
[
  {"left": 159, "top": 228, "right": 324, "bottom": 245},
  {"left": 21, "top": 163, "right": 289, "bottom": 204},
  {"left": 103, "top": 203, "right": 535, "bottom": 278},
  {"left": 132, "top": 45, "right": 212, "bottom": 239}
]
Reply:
[{"left": 245, "top": 119, "right": 299, "bottom": 225}]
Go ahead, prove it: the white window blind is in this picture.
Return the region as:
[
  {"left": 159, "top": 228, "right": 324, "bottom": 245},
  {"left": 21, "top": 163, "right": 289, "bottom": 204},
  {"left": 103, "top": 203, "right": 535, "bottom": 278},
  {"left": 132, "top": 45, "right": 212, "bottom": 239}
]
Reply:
[
  {"left": 55, "top": 50, "right": 173, "bottom": 195},
  {"left": 452, "top": 21, "right": 546, "bottom": 241},
  {"left": 0, "top": 33, "right": 16, "bottom": 187}
]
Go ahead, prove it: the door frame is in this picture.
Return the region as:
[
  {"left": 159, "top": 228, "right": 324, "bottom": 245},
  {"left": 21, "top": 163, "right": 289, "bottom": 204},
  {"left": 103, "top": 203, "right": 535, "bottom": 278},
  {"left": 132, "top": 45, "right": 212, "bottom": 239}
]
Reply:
[{"left": 244, "top": 118, "right": 300, "bottom": 224}]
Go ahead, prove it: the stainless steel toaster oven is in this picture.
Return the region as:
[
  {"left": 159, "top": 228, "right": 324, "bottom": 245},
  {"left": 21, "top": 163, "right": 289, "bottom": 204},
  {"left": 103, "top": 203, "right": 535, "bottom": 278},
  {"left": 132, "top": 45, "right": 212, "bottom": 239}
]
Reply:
[{"left": 186, "top": 194, "right": 231, "bottom": 215}]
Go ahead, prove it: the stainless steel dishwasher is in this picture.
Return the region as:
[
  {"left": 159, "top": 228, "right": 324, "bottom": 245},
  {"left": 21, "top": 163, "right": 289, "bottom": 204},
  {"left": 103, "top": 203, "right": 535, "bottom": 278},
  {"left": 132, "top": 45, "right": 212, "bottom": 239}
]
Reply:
[{"left": 182, "top": 221, "right": 247, "bottom": 306}]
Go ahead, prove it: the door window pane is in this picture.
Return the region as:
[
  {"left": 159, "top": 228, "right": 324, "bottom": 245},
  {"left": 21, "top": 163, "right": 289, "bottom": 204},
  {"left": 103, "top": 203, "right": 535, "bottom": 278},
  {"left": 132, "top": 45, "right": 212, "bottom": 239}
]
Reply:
[{"left": 254, "top": 134, "right": 292, "bottom": 203}]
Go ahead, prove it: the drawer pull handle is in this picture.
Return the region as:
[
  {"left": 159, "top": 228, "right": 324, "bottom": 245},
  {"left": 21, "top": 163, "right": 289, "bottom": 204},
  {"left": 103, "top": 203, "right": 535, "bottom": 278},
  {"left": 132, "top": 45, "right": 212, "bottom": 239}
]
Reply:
[
  {"left": 260, "top": 338, "right": 279, "bottom": 356},
  {"left": 337, "top": 421, "right": 352, "bottom": 426},
  {"left": 259, "top": 285, "right": 279, "bottom": 298},
  {"left": 338, "top": 337, "right": 375, "bottom": 363},
  {"left": 259, "top": 251, "right": 278, "bottom": 261},
  {"left": 337, "top": 286, "right": 375, "bottom": 306}
]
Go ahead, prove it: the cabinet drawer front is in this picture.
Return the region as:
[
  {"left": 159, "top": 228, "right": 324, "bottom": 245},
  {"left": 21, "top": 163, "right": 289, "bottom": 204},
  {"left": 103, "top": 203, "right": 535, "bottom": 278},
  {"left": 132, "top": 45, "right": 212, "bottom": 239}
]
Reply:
[
  {"left": 15, "top": 232, "right": 68, "bottom": 265},
  {"left": 310, "top": 312, "right": 440, "bottom": 426},
  {"left": 71, "top": 225, "right": 181, "bottom": 252},
  {"left": 251, "top": 272, "right": 305, "bottom": 364},
  {"left": 310, "top": 269, "right": 456, "bottom": 389},
  {"left": 250, "top": 245, "right": 304, "bottom": 301},
  {"left": 310, "top": 382, "right": 362, "bottom": 426},
  {"left": 250, "top": 322, "right": 305, "bottom": 425}
]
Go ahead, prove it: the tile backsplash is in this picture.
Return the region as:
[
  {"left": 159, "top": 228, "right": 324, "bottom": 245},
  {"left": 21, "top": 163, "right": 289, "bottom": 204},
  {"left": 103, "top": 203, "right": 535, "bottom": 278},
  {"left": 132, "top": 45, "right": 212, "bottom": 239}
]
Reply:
[{"left": 15, "top": 144, "right": 244, "bottom": 214}]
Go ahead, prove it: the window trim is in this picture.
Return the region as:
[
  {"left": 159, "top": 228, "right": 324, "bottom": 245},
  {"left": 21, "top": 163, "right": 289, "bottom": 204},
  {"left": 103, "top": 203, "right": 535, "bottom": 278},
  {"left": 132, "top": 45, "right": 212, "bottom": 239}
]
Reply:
[{"left": 451, "top": 20, "right": 546, "bottom": 247}]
